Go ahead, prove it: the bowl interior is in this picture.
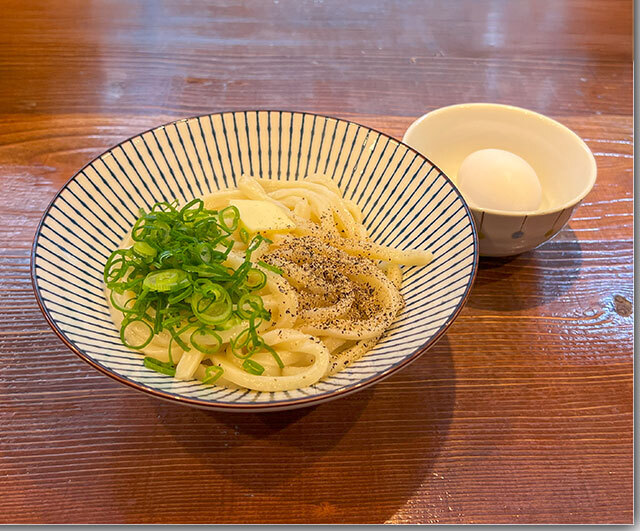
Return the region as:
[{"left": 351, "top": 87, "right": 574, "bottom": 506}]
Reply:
[
  {"left": 403, "top": 103, "right": 597, "bottom": 214},
  {"left": 32, "top": 111, "right": 477, "bottom": 410}
]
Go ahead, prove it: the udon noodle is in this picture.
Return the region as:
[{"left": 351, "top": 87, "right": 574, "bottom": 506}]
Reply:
[{"left": 105, "top": 174, "right": 433, "bottom": 391}]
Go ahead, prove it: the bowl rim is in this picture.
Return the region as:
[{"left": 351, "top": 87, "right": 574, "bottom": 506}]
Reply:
[
  {"left": 402, "top": 102, "right": 598, "bottom": 218},
  {"left": 31, "top": 109, "right": 479, "bottom": 411}
]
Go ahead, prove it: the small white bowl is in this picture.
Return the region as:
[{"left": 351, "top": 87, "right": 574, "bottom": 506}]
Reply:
[{"left": 403, "top": 103, "right": 597, "bottom": 257}]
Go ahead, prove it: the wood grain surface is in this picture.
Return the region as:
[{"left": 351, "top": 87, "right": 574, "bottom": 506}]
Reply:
[{"left": 0, "top": 0, "right": 633, "bottom": 524}]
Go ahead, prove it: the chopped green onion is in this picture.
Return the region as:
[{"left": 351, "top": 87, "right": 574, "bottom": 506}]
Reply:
[
  {"left": 242, "top": 358, "right": 265, "bottom": 375},
  {"left": 144, "top": 356, "right": 176, "bottom": 376},
  {"left": 257, "top": 260, "right": 283, "bottom": 276},
  {"left": 109, "top": 290, "right": 136, "bottom": 314},
  {"left": 191, "top": 288, "right": 232, "bottom": 325},
  {"left": 230, "top": 327, "right": 261, "bottom": 359},
  {"left": 167, "top": 285, "right": 193, "bottom": 304},
  {"left": 262, "top": 342, "right": 285, "bottom": 369},
  {"left": 193, "top": 217, "right": 220, "bottom": 240},
  {"left": 120, "top": 318, "right": 154, "bottom": 349},
  {"left": 218, "top": 205, "right": 240, "bottom": 232},
  {"left": 229, "top": 262, "right": 251, "bottom": 290},
  {"left": 153, "top": 295, "right": 165, "bottom": 333},
  {"left": 143, "top": 269, "right": 190, "bottom": 292},
  {"left": 130, "top": 216, "right": 147, "bottom": 242},
  {"left": 132, "top": 241, "right": 157, "bottom": 259},
  {"left": 180, "top": 198, "right": 204, "bottom": 221},
  {"left": 183, "top": 262, "right": 233, "bottom": 280},
  {"left": 215, "top": 238, "right": 235, "bottom": 259},
  {"left": 168, "top": 325, "right": 192, "bottom": 352},
  {"left": 202, "top": 365, "right": 224, "bottom": 384},
  {"left": 105, "top": 197, "right": 275, "bottom": 372},
  {"left": 104, "top": 249, "right": 129, "bottom": 284},
  {"left": 196, "top": 242, "right": 214, "bottom": 264},
  {"left": 245, "top": 234, "right": 267, "bottom": 260},
  {"left": 152, "top": 200, "right": 179, "bottom": 214},
  {"left": 190, "top": 327, "right": 223, "bottom": 354},
  {"left": 245, "top": 268, "right": 267, "bottom": 291},
  {"left": 167, "top": 338, "right": 175, "bottom": 365},
  {"left": 236, "top": 293, "right": 266, "bottom": 320},
  {"left": 156, "top": 249, "right": 177, "bottom": 266},
  {"left": 149, "top": 221, "right": 172, "bottom": 244}
]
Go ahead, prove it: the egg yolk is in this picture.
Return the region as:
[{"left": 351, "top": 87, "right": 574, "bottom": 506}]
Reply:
[{"left": 457, "top": 149, "right": 542, "bottom": 212}]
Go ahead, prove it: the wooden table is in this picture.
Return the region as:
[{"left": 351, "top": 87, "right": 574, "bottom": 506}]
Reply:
[{"left": 0, "top": 0, "right": 632, "bottom": 524}]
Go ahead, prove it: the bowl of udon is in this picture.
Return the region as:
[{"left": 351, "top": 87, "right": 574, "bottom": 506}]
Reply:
[{"left": 31, "top": 111, "right": 478, "bottom": 412}]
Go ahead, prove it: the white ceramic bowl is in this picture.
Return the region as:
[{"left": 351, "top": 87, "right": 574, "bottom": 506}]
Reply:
[
  {"left": 403, "top": 103, "right": 597, "bottom": 257},
  {"left": 32, "top": 111, "right": 478, "bottom": 412}
]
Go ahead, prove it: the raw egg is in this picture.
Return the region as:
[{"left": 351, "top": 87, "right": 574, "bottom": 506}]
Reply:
[{"left": 457, "top": 148, "right": 542, "bottom": 212}]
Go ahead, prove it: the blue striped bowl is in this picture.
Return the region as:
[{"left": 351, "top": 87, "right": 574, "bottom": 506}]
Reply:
[{"left": 32, "top": 111, "right": 478, "bottom": 412}]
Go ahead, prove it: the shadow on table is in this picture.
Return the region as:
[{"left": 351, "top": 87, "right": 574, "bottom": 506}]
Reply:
[
  {"left": 467, "top": 228, "right": 582, "bottom": 311},
  {"left": 156, "top": 336, "right": 456, "bottom": 523}
]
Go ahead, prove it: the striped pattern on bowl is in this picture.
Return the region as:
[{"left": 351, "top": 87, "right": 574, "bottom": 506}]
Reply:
[{"left": 32, "top": 111, "right": 478, "bottom": 411}]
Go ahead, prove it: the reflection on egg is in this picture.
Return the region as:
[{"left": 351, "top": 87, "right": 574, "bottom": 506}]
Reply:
[{"left": 457, "top": 148, "right": 542, "bottom": 212}]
